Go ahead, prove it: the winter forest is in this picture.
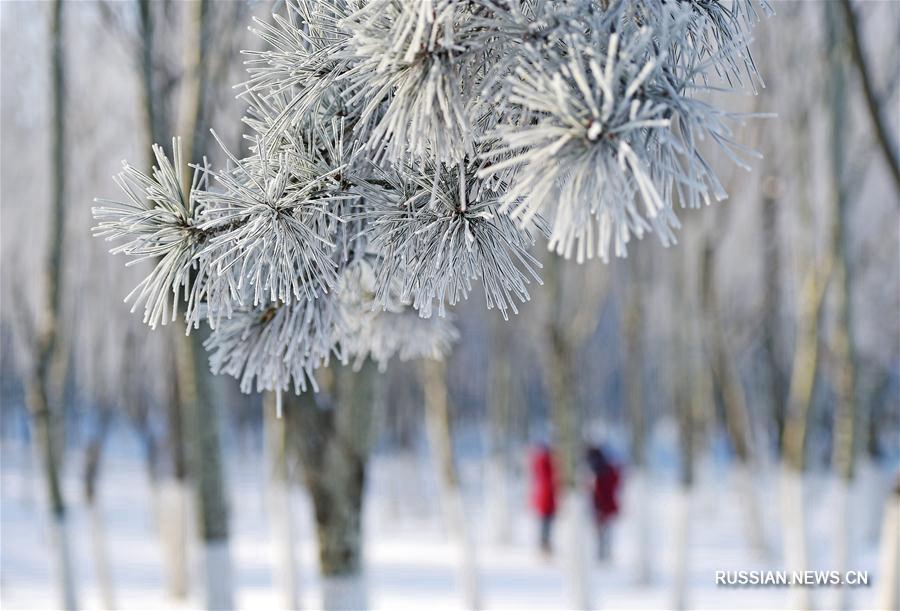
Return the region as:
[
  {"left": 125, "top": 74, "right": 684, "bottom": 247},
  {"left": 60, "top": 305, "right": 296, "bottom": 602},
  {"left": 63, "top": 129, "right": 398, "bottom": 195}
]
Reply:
[{"left": 0, "top": 0, "right": 898, "bottom": 609}]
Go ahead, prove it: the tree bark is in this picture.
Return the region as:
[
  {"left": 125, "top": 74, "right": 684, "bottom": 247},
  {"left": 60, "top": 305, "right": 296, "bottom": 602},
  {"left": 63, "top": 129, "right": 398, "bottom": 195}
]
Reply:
[
  {"left": 84, "top": 407, "right": 115, "bottom": 610},
  {"left": 877, "top": 479, "right": 900, "bottom": 611},
  {"left": 285, "top": 361, "right": 379, "bottom": 610},
  {"left": 539, "top": 255, "right": 591, "bottom": 610},
  {"left": 826, "top": 8, "right": 860, "bottom": 609},
  {"left": 264, "top": 391, "right": 301, "bottom": 610},
  {"left": 486, "top": 317, "right": 514, "bottom": 546},
  {"left": 175, "top": 328, "right": 233, "bottom": 610},
  {"left": 421, "top": 358, "right": 481, "bottom": 610},
  {"left": 699, "top": 231, "right": 768, "bottom": 558},
  {"left": 134, "top": 1, "right": 191, "bottom": 596},
  {"left": 838, "top": 0, "right": 900, "bottom": 194},
  {"left": 671, "top": 252, "right": 704, "bottom": 611},
  {"left": 624, "top": 249, "right": 652, "bottom": 585},
  {"left": 25, "top": 1, "right": 78, "bottom": 607},
  {"left": 760, "top": 171, "right": 788, "bottom": 447},
  {"left": 175, "top": 3, "right": 234, "bottom": 607}
]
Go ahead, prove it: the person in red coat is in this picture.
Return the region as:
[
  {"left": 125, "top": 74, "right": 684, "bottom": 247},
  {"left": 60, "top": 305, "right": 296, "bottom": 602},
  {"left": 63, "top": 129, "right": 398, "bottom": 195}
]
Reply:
[
  {"left": 530, "top": 443, "right": 557, "bottom": 556},
  {"left": 587, "top": 445, "right": 621, "bottom": 560}
]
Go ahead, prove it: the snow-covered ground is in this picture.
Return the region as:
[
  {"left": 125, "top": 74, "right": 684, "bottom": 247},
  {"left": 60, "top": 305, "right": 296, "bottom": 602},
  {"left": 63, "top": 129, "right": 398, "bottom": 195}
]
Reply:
[{"left": 0, "top": 429, "right": 891, "bottom": 610}]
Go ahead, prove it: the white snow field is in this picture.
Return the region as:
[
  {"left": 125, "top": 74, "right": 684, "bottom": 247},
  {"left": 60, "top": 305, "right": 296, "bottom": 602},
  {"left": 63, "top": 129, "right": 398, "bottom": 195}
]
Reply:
[{"left": 0, "top": 430, "right": 891, "bottom": 610}]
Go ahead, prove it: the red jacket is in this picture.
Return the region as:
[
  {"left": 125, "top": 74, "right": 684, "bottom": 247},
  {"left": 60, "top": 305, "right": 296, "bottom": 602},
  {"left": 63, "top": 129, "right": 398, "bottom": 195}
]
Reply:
[
  {"left": 530, "top": 447, "right": 557, "bottom": 517},
  {"left": 592, "top": 464, "right": 621, "bottom": 523}
]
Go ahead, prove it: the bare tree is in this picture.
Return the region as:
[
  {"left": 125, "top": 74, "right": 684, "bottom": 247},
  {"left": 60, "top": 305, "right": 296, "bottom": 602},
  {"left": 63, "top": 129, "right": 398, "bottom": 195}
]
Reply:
[
  {"left": 263, "top": 391, "right": 301, "bottom": 609},
  {"left": 699, "top": 211, "right": 769, "bottom": 558},
  {"left": 538, "top": 253, "right": 607, "bottom": 610},
  {"left": 670, "top": 246, "right": 710, "bottom": 611},
  {"left": 826, "top": 6, "right": 861, "bottom": 608},
  {"left": 623, "top": 247, "right": 652, "bottom": 585},
  {"left": 485, "top": 317, "right": 515, "bottom": 546},
  {"left": 421, "top": 357, "right": 481, "bottom": 610},
  {"left": 285, "top": 361, "right": 380, "bottom": 610},
  {"left": 839, "top": 0, "right": 900, "bottom": 194},
  {"left": 759, "top": 167, "right": 787, "bottom": 447},
  {"left": 82, "top": 403, "right": 115, "bottom": 609},
  {"left": 22, "top": 1, "right": 78, "bottom": 608}
]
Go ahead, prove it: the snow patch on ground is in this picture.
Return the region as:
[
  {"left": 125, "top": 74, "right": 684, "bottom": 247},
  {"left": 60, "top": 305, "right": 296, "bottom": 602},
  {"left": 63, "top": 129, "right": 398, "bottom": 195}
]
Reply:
[{"left": 0, "top": 434, "right": 888, "bottom": 610}]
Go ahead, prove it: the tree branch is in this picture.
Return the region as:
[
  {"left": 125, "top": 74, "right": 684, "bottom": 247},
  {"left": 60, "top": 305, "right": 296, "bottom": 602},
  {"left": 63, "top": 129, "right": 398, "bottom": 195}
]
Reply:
[{"left": 840, "top": 0, "right": 900, "bottom": 195}]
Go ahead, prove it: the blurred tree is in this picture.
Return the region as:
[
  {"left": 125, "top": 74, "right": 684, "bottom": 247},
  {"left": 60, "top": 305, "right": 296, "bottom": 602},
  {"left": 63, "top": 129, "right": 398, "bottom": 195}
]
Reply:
[
  {"left": 263, "top": 390, "right": 301, "bottom": 609},
  {"left": 486, "top": 317, "right": 515, "bottom": 546},
  {"left": 22, "top": 1, "right": 79, "bottom": 608},
  {"left": 421, "top": 357, "right": 480, "bottom": 610},
  {"left": 700, "top": 209, "right": 768, "bottom": 558},
  {"left": 825, "top": 5, "right": 861, "bottom": 609},
  {"left": 623, "top": 248, "right": 653, "bottom": 584},
  {"left": 839, "top": 0, "right": 900, "bottom": 194},
  {"left": 539, "top": 253, "right": 607, "bottom": 609},
  {"left": 285, "top": 361, "right": 380, "bottom": 610}
]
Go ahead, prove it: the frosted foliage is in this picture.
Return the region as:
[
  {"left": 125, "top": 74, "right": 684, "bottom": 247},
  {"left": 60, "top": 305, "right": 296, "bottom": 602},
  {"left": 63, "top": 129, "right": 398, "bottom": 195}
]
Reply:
[
  {"left": 205, "top": 296, "right": 343, "bottom": 394},
  {"left": 93, "top": 0, "right": 769, "bottom": 396}
]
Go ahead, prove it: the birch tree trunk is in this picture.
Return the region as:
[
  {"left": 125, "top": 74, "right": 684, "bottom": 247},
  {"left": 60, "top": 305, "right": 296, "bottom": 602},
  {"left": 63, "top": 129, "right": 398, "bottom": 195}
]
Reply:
[
  {"left": 134, "top": 1, "right": 190, "bottom": 596},
  {"left": 624, "top": 249, "right": 652, "bottom": 585},
  {"left": 825, "top": 8, "right": 860, "bottom": 609},
  {"left": 779, "top": 64, "right": 828, "bottom": 609},
  {"left": 421, "top": 359, "right": 481, "bottom": 610},
  {"left": 176, "top": 328, "right": 233, "bottom": 610},
  {"left": 699, "top": 231, "right": 768, "bottom": 558},
  {"left": 286, "top": 361, "right": 379, "bottom": 610},
  {"left": 671, "top": 253, "right": 705, "bottom": 611},
  {"left": 176, "top": 3, "right": 234, "bottom": 607},
  {"left": 779, "top": 260, "right": 827, "bottom": 611},
  {"left": 540, "top": 254, "right": 594, "bottom": 611},
  {"left": 877, "top": 479, "right": 900, "bottom": 611},
  {"left": 24, "top": 1, "right": 78, "bottom": 607},
  {"left": 486, "top": 317, "right": 514, "bottom": 546},
  {"left": 760, "top": 170, "right": 788, "bottom": 448},
  {"left": 264, "top": 391, "right": 301, "bottom": 610},
  {"left": 84, "top": 407, "right": 115, "bottom": 610}
]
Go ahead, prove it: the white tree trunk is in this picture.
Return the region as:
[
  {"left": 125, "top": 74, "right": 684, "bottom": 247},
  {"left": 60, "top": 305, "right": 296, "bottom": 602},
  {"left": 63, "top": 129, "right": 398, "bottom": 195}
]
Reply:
[
  {"left": 671, "top": 485, "right": 691, "bottom": 611},
  {"left": 559, "top": 489, "right": 591, "bottom": 611},
  {"left": 50, "top": 512, "right": 78, "bottom": 611},
  {"left": 267, "top": 476, "right": 300, "bottom": 610},
  {"left": 833, "top": 476, "right": 854, "bottom": 611},
  {"left": 877, "top": 486, "right": 900, "bottom": 611},
  {"left": 422, "top": 359, "right": 481, "bottom": 610},
  {"left": 322, "top": 574, "right": 367, "bottom": 610},
  {"left": 202, "top": 539, "right": 234, "bottom": 610},
  {"left": 264, "top": 398, "right": 301, "bottom": 610},
  {"left": 486, "top": 455, "right": 512, "bottom": 546},
  {"left": 780, "top": 466, "right": 811, "bottom": 610},
  {"left": 88, "top": 500, "right": 116, "bottom": 609},
  {"left": 631, "top": 468, "right": 652, "bottom": 586},
  {"left": 443, "top": 483, "right": 480, "bottom": 610},
  {"left": 735, "top": 463, "right": 769, "bottom": 559},
  {"left": 158, "top": 477, "right": 189, "bottom": 599},
  {"left": 858, "top": 458, "right": 891, "bottom": 545}
]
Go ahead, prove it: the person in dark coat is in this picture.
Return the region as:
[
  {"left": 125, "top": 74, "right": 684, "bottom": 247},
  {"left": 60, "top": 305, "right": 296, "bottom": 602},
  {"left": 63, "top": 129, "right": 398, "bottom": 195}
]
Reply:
[
  {"left": 530, "top": 443, "right": 557, "bottom": 556},
  {"left": 586, "top": 445, "right": 621, "bottom": 560}
]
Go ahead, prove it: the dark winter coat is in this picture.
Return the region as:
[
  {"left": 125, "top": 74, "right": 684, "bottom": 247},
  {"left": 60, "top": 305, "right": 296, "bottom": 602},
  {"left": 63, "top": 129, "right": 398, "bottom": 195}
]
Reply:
[{"left": 592, "top": 464, "right": 621, "bottom": 523}]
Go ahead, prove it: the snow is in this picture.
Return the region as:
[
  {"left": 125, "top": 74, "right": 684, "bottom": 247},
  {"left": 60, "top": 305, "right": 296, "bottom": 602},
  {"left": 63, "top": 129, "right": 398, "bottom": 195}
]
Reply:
[{"left": 0, "top": 432, "right": 889, "bottom": 610}]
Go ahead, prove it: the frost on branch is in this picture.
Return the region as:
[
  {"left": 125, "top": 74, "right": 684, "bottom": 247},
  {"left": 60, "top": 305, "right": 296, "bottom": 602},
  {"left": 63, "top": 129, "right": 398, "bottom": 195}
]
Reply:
[
  {"left": 479, "top": 1, "right": 765, "bottom": 262},
  {"left": 93, "top": 0, "right": 771, "bottom": 396},
  {"left": 92, "top": 140, "right": 211, "bottom": 329},
  {"left": 363, "top": 162, "right": 543, "bottom": 319},
  {"left": 341, "top": 0, "right": 481, "bottom": 164},
  {"left": 205, "top": 295, "right": 344, "bottom": 394}
]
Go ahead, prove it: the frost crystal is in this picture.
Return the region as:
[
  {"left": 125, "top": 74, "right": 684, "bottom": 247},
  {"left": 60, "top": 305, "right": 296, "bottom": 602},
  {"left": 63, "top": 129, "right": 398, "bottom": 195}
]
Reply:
[{"left": 93, "top": 0, "right": 770, "bottom": 396}]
